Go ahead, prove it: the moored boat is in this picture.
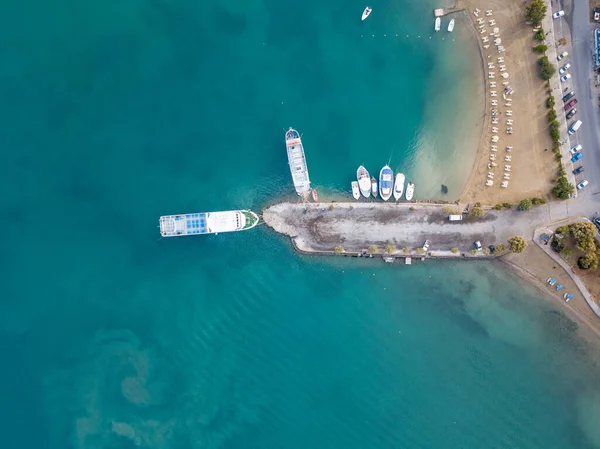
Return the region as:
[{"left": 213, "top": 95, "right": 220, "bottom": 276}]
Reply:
[
  {"left": 435, "top": 17, "right": 441, "bottom": 31},
  {"left": 448, "top": 18, "right": 455, "bottom": 32},
  {"left": 311, "top": 189, "right": 319, "bottom": 202},
  {"left": 371, "top": 177, "right": 378, "bottom": 197},
  {"left": 351, "top": 181, "right": 360, "bottom": 200},
  {"left": 405, "top": 182, "right": 415, "bottom": 201},
  {"left": 379, "top": 165, "right": 393, "bottom": 201},
  {"left": 361, "top": 6, "right": 372, "bottom": 21},
  {"left": 393, "top": 173, "right": 405, "bottom": 200},
  {"left": 159, "top": 210, "right": 259, "bottom": 237},
  {"left": 285, "top": 128, "right": 311, "bottom": 195},
  {"left": 357, "top": 166, "right": 371, "bottom": 198}
]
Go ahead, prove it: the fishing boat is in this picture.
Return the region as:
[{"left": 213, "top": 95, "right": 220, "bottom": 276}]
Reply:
[
  {"left": 311, "top": 189, "right": 319, "bottom": 202},
  {"left": 351, "top": 181, "right": 360, "bottom": 200},
  {"left": 435, "top": 17, "right": 441, "bottom": 31},
  {"left": 447, "top": 18, "right": 455, "bottom": 32},
  {"left": 285, "top": 128, "right": 311, "bottom": 196},
  {"left": 357, "top": 166, "right": 371, "bottom": 198},
  {"left": 379, "top": 165, "right": 393, "bottom": 201},
  {"left": 405, "top": 182, "right": 415, "bottom": 201},
  {"left": 371, "top": 177, "right": 378, "bottom": 198},
  {"left": 159, "top": 210, "right": 259, "bottom": 237},
  {"left": 393, "top": 173, "right": 405, "bottom": 200},
  {"left": 361, "top": 6, "right": 372, "bottom": 21}
]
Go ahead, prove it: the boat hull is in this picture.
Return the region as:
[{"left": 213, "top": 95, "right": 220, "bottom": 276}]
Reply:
[
  {"left": 435, "top": 17, "right": 441, "bottom": 31},
  {"left": 285, "top": 128, "right": 311, "bottom": 195},
  {"left": 159, "top": 210, "right": 259, "bottom": 237},
  {"left": 448, "top": 19, "right": 455, "bottom": 32},
  {"left": 361, "top": 7, "right": 372, "bottom": 20},
  {"left": 379, "top": 165, "right": 393, "bottom": 201},
  {"left": 351, "top": 181, "right": 360, "bottom": 200},
  {"left": 371, "top": 177, "right": 378, "bottom": 197},
  {"left": 357, "top": 166, "right": 371, "bottom": 197},
  {"left": 393, "top": 173, "right": 405, "bottom": 200}
]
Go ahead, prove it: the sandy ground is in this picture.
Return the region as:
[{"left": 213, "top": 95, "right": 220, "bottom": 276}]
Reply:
[
  {"left": 457, "top": 0, "right": 557, "bottom": 205},
  {"left": 502, "top": 245, "right": 600, "bottom": 343}
]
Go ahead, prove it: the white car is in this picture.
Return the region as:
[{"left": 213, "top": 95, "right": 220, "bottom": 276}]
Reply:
[
  {"left": 577, "top": 180, "right": 589, "bottom": 190},
  {"left": 570, "top": 144, "right": 582, "bottom": 155},
  {"left": 474, "top": 241, "right": 482, "bottom": 250},
  {"left": 559, "top": 63, "right": 571, "bottom": 74},
  {"left": 553, "top": 10, "right": 565, "bottom": 19},
  {"left": 560, "top": 73, "right": 571, "bottom": 82},
  {"left": 422, "top": 240, "right": 431, "bottom": 251}
]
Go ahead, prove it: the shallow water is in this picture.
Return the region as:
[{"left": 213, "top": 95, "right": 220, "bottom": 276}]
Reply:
[{"left": 2, "top": 0, "right": 600, "bottom": 447}]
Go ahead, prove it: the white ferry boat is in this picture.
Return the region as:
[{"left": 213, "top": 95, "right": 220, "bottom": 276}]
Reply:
[
  {"left": 405, "top": 182, "right": 415, "bottom": 201},
  {"left": 357, "top": 166, "right": 371, "bottom": 198},
  {"left": 159, "top": 210, "right": 259, "bottom": 237},
  {"left": 285, "top": 128, "right": 311, "bottom": 195},
  {"left": 393, "top": 173, "right": 405, "bottom": 200}
]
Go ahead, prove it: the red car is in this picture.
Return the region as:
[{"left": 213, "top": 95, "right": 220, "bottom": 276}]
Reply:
[{"left": 565, "top": 99, "right": 578, "bottom": 111}]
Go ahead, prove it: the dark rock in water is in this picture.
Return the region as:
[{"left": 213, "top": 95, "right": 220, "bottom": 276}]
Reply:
[{"left": 441, "top": 184, "right": 448, "bottom": 194}]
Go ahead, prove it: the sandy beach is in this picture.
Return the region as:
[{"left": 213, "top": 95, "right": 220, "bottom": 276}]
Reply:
[{"left": 457, "top": 0, "right": 557, "bottom": 204}]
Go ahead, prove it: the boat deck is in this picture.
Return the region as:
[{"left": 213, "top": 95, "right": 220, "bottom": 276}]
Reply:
[
  {"left": 287, "top": 141, "right": 310, "bottom": 191},
  {"left": 160, "top": 213, "right": 208, "bottom": 236}
]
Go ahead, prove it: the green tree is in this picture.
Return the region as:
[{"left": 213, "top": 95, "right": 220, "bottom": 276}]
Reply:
[
  {"left": 558, "top": 37, "right": 567, "bottom": 46},
  {"left": 494, "top": 203, "right": 503, "bottom": 210},
  {"left": 368, "top": 245, "right": 379, "bottom": 254},
  {"left": 578, "top": 252, "right": 599, "bottom": 270},
  {"left": 525, "top": 0, "right": 548, "bottom": 27},
  {"left": 402, "top": 247, "right": 410, "bottom": 254},
  {"left": 496, "top": 243, "right": 506, "bottom": 254},
  {"left": 569, "top": 222, "right": 597, "bottom": 242},
  {"left": 531, "top": 197, "right": 546, "bottom": 205},
  {"left": 334, "top": 245, "right": 345, "bottom": 253},
  {"left": 552, "top": 177, "right": 575, "bottom": 199},
  {"left": 508, "top": 236, "right": 527, "bottom": 253},
  {"left": 502, "top": 202, "right": 514, "bottom": 209},
  {"left": 535, "top": 29, "right": 545, "bottom": 41},
  {"left": 483, "top": 248, "right": 491, "bottom": 256},
  {"left": 539, "top": 57, "right": 556, "bottom": 81},
  {"left": 548, "top": 109, "right": 557, "bottom": 122},
  {"left": 549, "top": 120, "right": 560, "bottom": 141},
  {"left": 386, "top": 244, "right": 396, "bottom": 254},
  {"left": 518, "top": 199, "right": 533, "bottom": 211},
  {"left": 533, "top": 44, "right": 548, "bottom": 53},
  {"left": 555, "top": 225, "right": 570, "bottom": 235},
  {"left": 546, "top": 95, "right": 555, "bottom": 108},
  {"left": 451, "top": 247, "right": 459, "bottom": 254},
  {"left": 471, "top": 206, "right": 484, "bottom": 217}
]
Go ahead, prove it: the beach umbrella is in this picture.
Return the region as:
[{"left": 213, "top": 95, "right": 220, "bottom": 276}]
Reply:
[
  {"left": 564, "top": 293, "right": 573, "bottom": 301},
  {"left": 556, "top": 284, "right": 564, "bottom": 291}
]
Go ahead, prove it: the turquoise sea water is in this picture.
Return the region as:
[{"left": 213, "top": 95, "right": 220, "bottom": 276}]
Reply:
[{"left": 3, "top": 0, "right": 600, "bottom": 447}]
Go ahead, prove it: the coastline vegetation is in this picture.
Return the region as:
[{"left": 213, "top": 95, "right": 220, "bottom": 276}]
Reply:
[{"left": 334, "top": 245, "right": 345, "bottom": 253}]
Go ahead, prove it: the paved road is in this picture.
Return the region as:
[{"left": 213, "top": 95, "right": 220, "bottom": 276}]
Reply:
[{"left": 555, "top": 0, "right": 600, "bottom": 205}]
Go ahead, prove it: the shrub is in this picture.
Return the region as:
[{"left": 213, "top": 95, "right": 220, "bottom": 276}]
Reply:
[
  {"left": 552, "top": 176, "right": 575, "bottom": 199},
  {"left": 451, "top": 247, "right": 459, "bottom": 254},
  {"left": 328, "top": 204, "right": 334, "bottom": 211},
  {"left": 531, "top": 197, "right": 546, "bottom": 205},
  {"left": 533, "top": 44, "right": 548, "bottom": 54},
  {"left": 484, "top": 248, "right": 491, "bottom": 256},
  {"left": 555, "top": 153, "right": 563, "bottom": 162},
  {"left": 402, "top": 247, "right": 410, "bottom": 254},
  {"left": 546, "top": 95, "right": 555, "bottom": 109},
  {"left": 548, "top": 110, "right": 557, "bottom": 122},
  {"left": 551, "top": 236, "right": 565, "bottom": 252},
  {"left": 558, "top": 37, "right": 567, "bottom": 46},
  {"left": 494, "top": 203, "right": 503, "bottom": 210},
  {"left": 518, "top": 199, "right": 533, "bottom": 211},
  {"left": 508, "top": 236, "right": 527, "bottom": 253},
  {"left": 561, "top": 247, "right": 574, "bottom": 261},
  {"left": 525, "top": 0, "right": 548, "bottom": 27},
  {"left": 549, "top": 120, "right": 560, "bottom": 141},
  {"left": 416, "top": 248, "right": 426, "bottom": 255},
  {"left": 409, "top": 206, "right": 415, "bottom": 211},
  {"left": 368, "top": 245, "right": 379, "bottom": 254},
  {"left": 555, "top": 225, "right": 570, "bottom": 235},
  {"left": 386, "top": 244, "right": 396, "bottom": 254},
  {"left": 538, "top": 56, "right": 556, "bottom": 81},
  {"left": 502, "top": 202, "right": 514, "bottom": 209},
  {"left": 558, "top": 167, "right": 566, "bottom": 176},
  {"left": 471, "top": 206, "right": 484, "bottom": 217},
  {"left": 349, "top": 205, "right": 353, "bottom": 210},
  {"left": 535, "top": 29, "right": 545, "bottom": 41},
  {"left": 443, "top": 205, "right": 460, "bottom": 215},
  {"left": 334, "top": 245, "right": 345, "bottom": 253},
  {"left": 578, "top": 252, "right": 599, "bottom": 270},
  {"left": 470, "top": 249, "right": 478, "bottom": 255},
  {"left": 474, "top": 202, "right": 482, "bottom": 207},
  {"left": 496, "top": 243, "right": 506, "bottom": 254}
]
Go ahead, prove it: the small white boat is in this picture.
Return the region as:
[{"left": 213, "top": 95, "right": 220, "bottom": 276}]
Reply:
[
  {"left": 371, "top": 177, "right": 378, "bottom": 198},
  {"left": 362, "top": 6, "right": 372, "bottom": 21},
  {"left": 448, "top": 18, "right": 455, "bottom": 32},
  {"left": 405, "top": 182, "right": 414, "bottom": 201},
  {"left": 393, "top": 173, "right": 405, "bottom": 200},
  {"left": 357, "top": 166, "right": 371, "bottom": 198},
  {"left": 435, "top": 17, "right": 441, "bottom": 31},
  {"left": 351, "top": 181, "right": 360, "bottom": 200}
]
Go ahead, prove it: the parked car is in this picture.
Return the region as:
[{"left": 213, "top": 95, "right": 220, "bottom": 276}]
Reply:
[
  {"left": 559, "top": 63, "right": 571, "bottom": 74},
  {"left": 422, "top": 240, "right": 431, "bottom": 251},
  {"left": 571, "top": 152, "right": 583, "bottom": 163},
  {"left": 566, "top": 108, "right": 577, "bottom": 119},
  {"left": 562, "top": 91, "right": 575, "bottom": 102},
  {"left": 595, "top": 8, "right": 600, "bottom": 21},
  {"left": 564, "top": 99, "right": 578, "bottom": 110},
  {"left": 474, "top": 241, "right": 482, "bottom": 250},
  {"left": 558, "top": 51, "right": 569, "bottom": 61},
  {"left": 560, "top": 73, "right": 571, "bottom": 83},
  {"left": 570, "top": 144, "right": 582, "bottom": 155},
  {"left": 553, "top": 10, "right": 565, "bottom": 18},
  {"left": 593, "top": 216, "right": 600, "bottom": 231},
  {"left": 577, "top": 180, "right": 589, "bottom": 190},
  {"left": 573, "top": 166, "right": 584, "bottom": 175}
]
